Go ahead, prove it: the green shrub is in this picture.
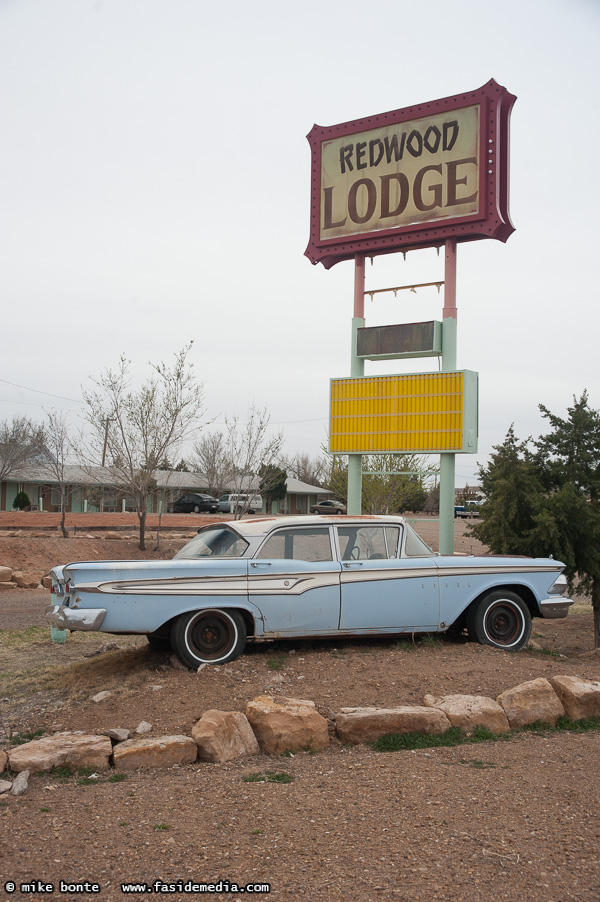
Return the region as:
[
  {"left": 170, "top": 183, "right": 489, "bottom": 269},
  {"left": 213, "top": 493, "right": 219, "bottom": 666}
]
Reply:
[{"left": 12, "top": 491, "right": 31, "bottom": 511}]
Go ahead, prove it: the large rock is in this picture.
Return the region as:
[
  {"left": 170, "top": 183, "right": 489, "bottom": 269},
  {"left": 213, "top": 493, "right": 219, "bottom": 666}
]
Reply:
[
  {"left": 335, "top": 706, "right": 451, "bottom": 745},
  {"left": 0, "top": 581, "right": 17, "bottom": 592},
  {"left": 550, "top": 675, "right": 600, "bottom": 720},
  {"left": 497, "top": 678, "right": 565, "bottom": 728},
  {"left": 12, "top": 570, "right": 44, "bottom": 589},
  {"left": 8, "top": 732, "right": 112, "bottom": 774},
  {"left": 113, "top": 735, "right": 197, "bottom": 770},
  {"left": 246, "top": 695, "right": 329, "bottom": 755},
  {"left": 11, "top": 771, "right": 30, "bottom": 796},
  {"left": 192, "top": 710, "right": 259, "bottom": 763},
  {"left": 424, "top": 694, "right": 510, "bottom": 734},
  {"left": 0, "top": 566, "right": 12, "bottom": 581},
  {"left": 0, "top": 780, "right": 12, "bottom": 794},
  {"left": 101, "top": 728, "right": 131, "bottom": 743}
]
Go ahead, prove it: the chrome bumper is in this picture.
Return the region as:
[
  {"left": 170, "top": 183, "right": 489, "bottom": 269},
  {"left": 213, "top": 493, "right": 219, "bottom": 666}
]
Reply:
[
  {"left": 539, "top": 598, "right": 574, "bottom": 619},
  {"left": 46, "top": 603, "right": 107, "bottom": 631}
]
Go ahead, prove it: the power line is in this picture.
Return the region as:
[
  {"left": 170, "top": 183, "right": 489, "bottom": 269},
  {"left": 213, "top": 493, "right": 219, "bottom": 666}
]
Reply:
[
  {"left": 0, "top": 377, "right": 82, "bottom": 403},
  {"left": 0, "top": 396, "right": 82, "bottom": 413}
]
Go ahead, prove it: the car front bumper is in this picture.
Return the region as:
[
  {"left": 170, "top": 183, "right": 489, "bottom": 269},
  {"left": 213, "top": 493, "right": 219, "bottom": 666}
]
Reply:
[
  {"left": 46, "top": 603, "right": 107, "bottom": 631},
  {"left": 539, "top": 598, "right": 574, "bottom": 619}
]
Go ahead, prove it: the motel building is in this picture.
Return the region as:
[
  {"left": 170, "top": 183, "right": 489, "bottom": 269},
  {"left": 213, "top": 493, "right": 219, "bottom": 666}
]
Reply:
[{"left": 0, "top": 465, "right": 329, "bottom": 516}]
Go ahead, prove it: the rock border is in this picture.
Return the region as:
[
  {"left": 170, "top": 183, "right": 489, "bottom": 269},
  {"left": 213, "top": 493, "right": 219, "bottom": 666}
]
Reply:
[{"left": 2, "top": 675, "right": 600, "bottom": 795}]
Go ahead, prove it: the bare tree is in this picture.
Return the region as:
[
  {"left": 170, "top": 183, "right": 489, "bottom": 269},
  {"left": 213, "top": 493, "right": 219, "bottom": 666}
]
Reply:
[
  {"left": 279, "top": 451, "right": 327, "bottom": 487},
  {"left": 81, "top": 345, "right": 205, "bottom": 550},
  {"left": 223, "top": 406, "right": 283, "bottom": 519},
  {"left": 191, "top": 431, "right": 232, "bottom": 498},
  {"left": 44, "top": 411, "right": 74, "bottom": 538},
  {"left": 0, "top": 416, "right": 46, "bottom": 483},
  {"left": 322, "top": 452, "right": 435, "bottom": 514}
]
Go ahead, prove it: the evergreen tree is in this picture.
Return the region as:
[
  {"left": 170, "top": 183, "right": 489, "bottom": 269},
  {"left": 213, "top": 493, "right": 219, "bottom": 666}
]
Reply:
[
  {"left": 535, "top": 393, "right": 600, "bottom": 646},
  {"left": 471, "top": 426, "right": 544, "bottom": 555},
  {"left": 259, "top": 464, "right": 287, "bottom": 513},
  {"left": 474, "top": 396, "right": 600, "bottom": 647}
]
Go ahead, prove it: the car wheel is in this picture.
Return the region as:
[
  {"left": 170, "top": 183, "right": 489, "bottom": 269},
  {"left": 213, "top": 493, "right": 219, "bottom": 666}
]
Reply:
[
  {"left": 171, "top": 609, "right": 247, "bottom": 668},
  {"left": 466, "top": 590, "right": 531, "bottom": 651},
  {"left": 192, "top": 505, "right": 201, "bottom": 513}
]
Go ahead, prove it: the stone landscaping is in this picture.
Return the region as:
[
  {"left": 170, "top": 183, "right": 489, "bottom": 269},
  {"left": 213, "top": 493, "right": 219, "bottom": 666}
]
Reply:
[
  {"left": 0, "top": 564, "right": 50, "bottom": 591},
  {"left": 2, "top": 674, "right": 600, "bottom": 797}
]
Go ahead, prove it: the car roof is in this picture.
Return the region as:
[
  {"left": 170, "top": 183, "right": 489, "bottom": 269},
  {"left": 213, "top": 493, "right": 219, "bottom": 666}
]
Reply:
[{"left": 223, "top": 514, "right": 407, "bottom": 539}]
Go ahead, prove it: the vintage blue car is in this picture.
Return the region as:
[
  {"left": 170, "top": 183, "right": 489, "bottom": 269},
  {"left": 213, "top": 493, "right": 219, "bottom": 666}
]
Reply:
[{"left": 46, "top": 515, "right": 572, "bottom": 668}]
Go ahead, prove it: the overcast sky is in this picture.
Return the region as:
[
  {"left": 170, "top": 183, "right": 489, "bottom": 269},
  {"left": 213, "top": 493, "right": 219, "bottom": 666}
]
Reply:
[{"left": 1, "top": 0, "right": 598, "bottom": 486}]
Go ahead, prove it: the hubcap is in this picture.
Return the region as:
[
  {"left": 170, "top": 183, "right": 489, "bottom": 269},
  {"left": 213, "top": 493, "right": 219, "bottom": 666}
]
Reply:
[
  {"left": 485, "top": 601, "right": 522, "bottom": 646},
  {"left": 187, "top": 612, "right": 235, "bottom": 661}
]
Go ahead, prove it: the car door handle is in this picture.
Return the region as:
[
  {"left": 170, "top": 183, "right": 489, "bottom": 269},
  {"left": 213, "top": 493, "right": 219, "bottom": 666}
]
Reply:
[
  {"left": 343, "top": 562, "right": 363, "bottom": 568},
  {"left": 251, "top": 562, "right": 272, "bottom": 568}
]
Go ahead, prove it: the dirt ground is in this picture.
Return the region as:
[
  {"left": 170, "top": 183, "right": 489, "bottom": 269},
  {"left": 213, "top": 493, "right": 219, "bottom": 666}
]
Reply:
[{"left": 1, "top": 519, "right": 600, "bottom": 900}]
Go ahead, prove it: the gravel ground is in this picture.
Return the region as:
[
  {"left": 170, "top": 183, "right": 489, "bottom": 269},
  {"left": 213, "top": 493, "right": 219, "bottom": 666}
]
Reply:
[{"left": 1, "top": 520, "right": 600, "bottom": 900}]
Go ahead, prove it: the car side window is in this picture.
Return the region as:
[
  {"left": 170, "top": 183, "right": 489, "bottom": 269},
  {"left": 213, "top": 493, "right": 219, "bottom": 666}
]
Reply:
[
  {"left": 256, "top": 528, "right": 333, "bottom": 562},
  {"left": 385, "top": 527, "right": 401, "bottom": 558},
  {"left": 337, "top": 526, "right": 397, "bottom": 561},
  {"left": 403, "top": 524, "right": 434, "bottom": 557}
]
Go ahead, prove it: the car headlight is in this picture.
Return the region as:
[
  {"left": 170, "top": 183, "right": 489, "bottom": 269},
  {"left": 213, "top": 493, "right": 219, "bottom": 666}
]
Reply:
[{"left": 548, "top": 574, "right": 568, "bottom": 596}]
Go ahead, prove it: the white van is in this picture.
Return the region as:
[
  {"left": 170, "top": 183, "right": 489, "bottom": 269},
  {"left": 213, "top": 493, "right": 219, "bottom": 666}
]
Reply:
[{"left": 218, "top": 494, "right": 263, "bottom": 514}]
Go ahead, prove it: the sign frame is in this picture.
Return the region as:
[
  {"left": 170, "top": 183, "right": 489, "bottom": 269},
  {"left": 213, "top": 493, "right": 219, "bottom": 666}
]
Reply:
[{"left": 305, "top": 79, "right": 515, "bottom": 269}]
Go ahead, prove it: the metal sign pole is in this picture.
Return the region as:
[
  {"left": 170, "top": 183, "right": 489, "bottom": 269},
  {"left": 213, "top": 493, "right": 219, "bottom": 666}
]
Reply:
[
  {"left": 347, "top": 254, "right": 365, "bottom": 514},
  {"left": 439, "top": 239, "right": 457, "bottom": 554}
]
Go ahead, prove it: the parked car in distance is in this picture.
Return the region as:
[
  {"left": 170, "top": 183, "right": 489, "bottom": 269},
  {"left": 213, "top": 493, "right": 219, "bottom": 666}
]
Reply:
[
  {"left": 47, "top": 515, "right": 572, "bottom": 669},
  {"left": 169, "top": 493, "right": 220, "bottom": 514},
  {"left": 310, "top": 499, "right": 347, "bottom": 514},
  {"left": 218, "top": 494, "right": 263, "bottom": 514}
]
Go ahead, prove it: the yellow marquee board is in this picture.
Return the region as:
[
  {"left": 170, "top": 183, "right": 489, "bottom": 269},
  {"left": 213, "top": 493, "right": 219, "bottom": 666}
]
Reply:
[{"left": 329, "top": 370, "right": 478, "bottom": 454}]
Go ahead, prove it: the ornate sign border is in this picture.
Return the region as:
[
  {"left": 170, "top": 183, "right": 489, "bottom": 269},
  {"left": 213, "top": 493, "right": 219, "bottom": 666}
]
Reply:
[{"left": 305, "top": 79, "right": 516, "bottom": 269}]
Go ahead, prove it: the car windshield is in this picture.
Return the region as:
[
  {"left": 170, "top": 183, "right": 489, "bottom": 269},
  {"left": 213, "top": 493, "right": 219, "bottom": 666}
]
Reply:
[{"left": 174, "top": 525, "right": 249, "bottom": 559}]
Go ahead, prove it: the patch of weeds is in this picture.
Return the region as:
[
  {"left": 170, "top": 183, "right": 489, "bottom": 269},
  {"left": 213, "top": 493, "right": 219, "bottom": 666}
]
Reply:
[
  {"left": 395, "top": 640, "right": 417, "bottom": 652},
  {"left": 523, "top": 715, "right": 600, "bottom": 734},
  {"left": 459, "top": 758, "right": 496, "bottom": 770},
  {"left": 154, "top": 823, "right": 170, "bottom": 831},
  {"left": 373, "top": 717, "right": 600, "bottom": 755},
  {"left": 119, "top": 822, "right": 128, "bottom": 827},
  {"left": 371, "top": 725, "right": 505, "bottom": 753},
  {"left": 302, "top": 744, "right": 317, "bottom": 755},
  {"left": 266, "top": 654, "right": 287, "bottom": 671},
  {"left": 40, "top": 807, "right": 51, "bottom": 813},
  {"left": 521, "top": 720, "right": 556, "bottom": 732},
  {"left": 280, "top": 750, "right": 294, "bottom": 758},
  {"left": 467, "top": 726, "right": 506, "bottom": 743},
  {"left": 49, "top": 765, "right": 73, "bottom": 780},
  {"left": 1, "top": 627, "right": 49, "bottom": 650},
  {"left": 330, "top": 649, "right": 346, "bottom": 658},
  {"left": 9, "top": 729, "right": 45, "bottom": 746},
  {"left": 527, "top": 643, "right": 559, "bottom": 657},
  {"left": 251, "top": 829, "right": 265, "bottom": 835},
  {"left": 109, "top": 773, "right": 128, "bottom": 782},
  {"left": 421, "top": 635, "right": 443, "bottom": 650},
  {"left": 243, "top": 771, "right": 294, "bottom": 784}
]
